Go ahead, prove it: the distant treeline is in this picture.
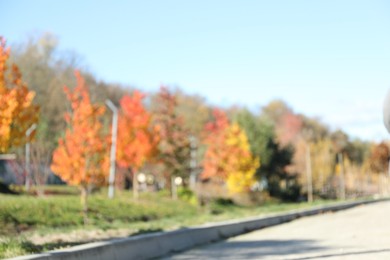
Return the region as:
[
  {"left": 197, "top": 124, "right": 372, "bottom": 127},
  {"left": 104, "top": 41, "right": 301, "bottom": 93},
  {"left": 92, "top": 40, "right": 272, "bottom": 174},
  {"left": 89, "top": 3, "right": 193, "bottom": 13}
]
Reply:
[{"left": 7, "top": 33, "right": 389, "bottom": 201}]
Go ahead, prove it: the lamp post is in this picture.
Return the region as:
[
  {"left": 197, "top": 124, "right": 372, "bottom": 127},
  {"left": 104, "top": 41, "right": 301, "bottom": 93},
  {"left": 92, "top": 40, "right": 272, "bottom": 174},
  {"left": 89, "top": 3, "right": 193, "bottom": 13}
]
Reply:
[
  {"left": 383, "top": 89, "right": 390, "bottom": 176},
  {"left": 25, "top": 124, "right": 37, "bottom": 191},
  {"left": 106, "top": 99, "right": 118, "bottom": 199},
  {"left": 189, "top": 135, "right": 197, "bottom": 190},
  {"left": 338, "top": 153, "right": 346, "bottom": 200},
  {"left": 172, "top": 176, "right": 182, "bottom": 200},
  {"left": 306, "top": 143, "right": 313, "bottom": 203}
]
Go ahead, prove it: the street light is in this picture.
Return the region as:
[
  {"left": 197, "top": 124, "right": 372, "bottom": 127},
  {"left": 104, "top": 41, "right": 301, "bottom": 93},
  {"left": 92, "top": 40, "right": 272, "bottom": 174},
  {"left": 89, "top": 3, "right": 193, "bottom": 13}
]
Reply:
[
  {"left": 174, "top": 176, "right": 183, "bottom": 186},
  {"left": 25, "top": 124, "right": 37, "bottom": 191},
  {"left": 137, "top": 173, "right": 146, "bottom": 184},
  {"left": 189, "top": 135, "right": 197, "bottom": 190},
  {"left": 305, "top": 143, "right": 313, "bottom": 203},
  {"left": 106, "top": 99, "right": 118, "bottom": 199},
  {"left": 383, "top": 89, "right": 390, "bottom": 176}
]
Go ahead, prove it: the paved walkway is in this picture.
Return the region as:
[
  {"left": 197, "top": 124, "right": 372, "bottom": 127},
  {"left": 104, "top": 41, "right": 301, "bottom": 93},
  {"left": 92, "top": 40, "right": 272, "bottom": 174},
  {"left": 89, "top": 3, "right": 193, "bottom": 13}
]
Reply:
[{"left": 163, "top": 201, "right": 390, "bottom": 259}]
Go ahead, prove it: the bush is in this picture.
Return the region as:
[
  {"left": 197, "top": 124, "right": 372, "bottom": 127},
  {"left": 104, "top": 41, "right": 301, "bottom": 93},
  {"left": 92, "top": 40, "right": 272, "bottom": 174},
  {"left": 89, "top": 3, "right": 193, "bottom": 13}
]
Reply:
[
  {"left": 281, "top": 184, "right": 301, "bottom": 202},
  {"left": 207, "top": 198, "right": 236, "bottom": 215},
  {"left": 177, "top": 188, "right": 198, "bottom": 205},
  {"left": 213, "top": 198, "right": 235, "bottom": 206}
]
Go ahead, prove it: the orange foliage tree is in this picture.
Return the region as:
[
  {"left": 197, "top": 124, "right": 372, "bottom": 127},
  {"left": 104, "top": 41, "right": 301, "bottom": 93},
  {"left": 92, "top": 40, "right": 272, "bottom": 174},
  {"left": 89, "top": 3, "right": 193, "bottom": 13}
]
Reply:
[
  {"left": 116, "top": 91, "right": 159, "bottom": 198},
  {"left": 0, "top": 37, "right": 39, "bottom": 153},
  {"left": 51, "top": 71, "right": 108, "bottom": 216},
  {"left": 201, "top": 109, "right": 230, "bottom": 181},
  {"left": 201, "top": 109, "right": 259, "bottom": 193}
]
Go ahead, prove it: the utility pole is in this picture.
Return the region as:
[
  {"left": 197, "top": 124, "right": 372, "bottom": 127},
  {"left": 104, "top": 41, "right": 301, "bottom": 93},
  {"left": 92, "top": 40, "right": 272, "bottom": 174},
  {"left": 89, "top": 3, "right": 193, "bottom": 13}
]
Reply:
[
  {"left": 306, "top": 143, "right": 313, "bottom": 203},
  {"left": 382, "top": 90, "right": 390, "bottom": 195},
  {"left": 338, "top": 153, "right": 346, "bottom": 200},
  {"left": 106, "top": 100, "right": 118, "bottom": 199},
  {"left": 387, "top": 152, "right": 390, "bottom": 177},
  {"left": 189, "top": 135, "right": 197, "bottom": 190},
  {"left": 25, "top": 124, "right": 37, "bottom": 191}
]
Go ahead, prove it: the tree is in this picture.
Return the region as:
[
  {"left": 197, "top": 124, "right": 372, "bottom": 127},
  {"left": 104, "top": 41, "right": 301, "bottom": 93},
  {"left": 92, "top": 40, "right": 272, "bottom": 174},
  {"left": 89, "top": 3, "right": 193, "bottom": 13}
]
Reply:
[
  {"left": 225, "top": 123, "right": 259, "bottom": 194},
  {"left": 369, "top": 142, "right": 389, "bottom": 173},
  {"left": 10, "top": 34, "right": 75, "bottom": 152},
  {"left": 233, "top": 108, "right": 273, "bottom": 166},
  {"left": 201, "top": 110, "right": 259, "bottom": 194},
  {"left": 0, "top": 37, "right": 39, "bottom": 154},
  {"left": 10, "top": 33, "right": 131, "bottom": 153},
  {"left": 261, "top": 100, "right": 302, "bottom": 146},
  {"left": 309, "top": 138, "right": 334, "bottom": 194},
  {"left": 300, "top": 116, "right": 330, "bottom": 143},
  {"left": 331, "top": 129, "right": 349, "bottom": 154},
  {"left": 51, "top": 71, "right": 108, "bottom": 220},
  {"left": 174, "top": 89, "right": 211, "bottom": 138},
  {"left": 277, "top": 112, "right": 302, "bottom": 146},
  {"left": 345, "top": 139, "right": 370, "bottom": 166},
  {"left": 262, "top": 100, "right": 292, "bottom": 124},
  {"left": 152, "top": 87, "right": 190, "bottom": 194},
  {"left": 233, "top": 108, "right": 297, "bottom": 199},
  {"left": 255, "top": 117, "right": 295, "bottom": 199},
  {"left": 201, "top": 109, "right": 230, "bottom": 181},
  {"left": 116, "top": 91, "right": 159, "bottom": 198}
]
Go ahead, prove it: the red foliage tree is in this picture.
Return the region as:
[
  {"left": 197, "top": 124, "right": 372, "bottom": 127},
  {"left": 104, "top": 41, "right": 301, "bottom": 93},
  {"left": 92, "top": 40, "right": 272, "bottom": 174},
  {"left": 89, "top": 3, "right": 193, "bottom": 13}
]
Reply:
[
  {"left": 153, "top": 87, "right": 190, "bottom": 194},
  {"left": 369, "top": 142, "right": 389, "bottom": 173},
  {"left": 278, "top": 112, "right": 302, "bottom": 146}
]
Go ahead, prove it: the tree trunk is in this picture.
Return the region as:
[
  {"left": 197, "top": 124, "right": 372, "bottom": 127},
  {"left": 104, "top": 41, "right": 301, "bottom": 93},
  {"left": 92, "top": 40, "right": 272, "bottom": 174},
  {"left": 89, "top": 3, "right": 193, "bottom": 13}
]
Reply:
[
  {"left": 171, "top": 176, "right": 177, "bottom": 200},
  {"left": 165, "top": 173, "right": 173, "bottom": 197},
  {"left": 132, "top": 169, "right": 139, "bottom": 200},
  {"left": 80, "top": 185, "right": 88, "bottom": 225}
]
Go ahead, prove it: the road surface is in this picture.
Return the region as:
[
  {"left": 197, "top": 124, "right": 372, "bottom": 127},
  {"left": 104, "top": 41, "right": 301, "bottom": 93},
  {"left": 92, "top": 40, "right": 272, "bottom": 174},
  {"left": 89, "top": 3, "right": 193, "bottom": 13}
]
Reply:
[{"left": 163, "top": 200, "right": 390, "bottom": 259}]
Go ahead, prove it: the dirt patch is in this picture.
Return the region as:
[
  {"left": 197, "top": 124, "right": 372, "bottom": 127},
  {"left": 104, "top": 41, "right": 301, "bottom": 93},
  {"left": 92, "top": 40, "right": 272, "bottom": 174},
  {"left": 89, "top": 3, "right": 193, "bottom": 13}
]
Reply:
[{"left": 28, "top": 229, "right": 136, "bottom": 245}]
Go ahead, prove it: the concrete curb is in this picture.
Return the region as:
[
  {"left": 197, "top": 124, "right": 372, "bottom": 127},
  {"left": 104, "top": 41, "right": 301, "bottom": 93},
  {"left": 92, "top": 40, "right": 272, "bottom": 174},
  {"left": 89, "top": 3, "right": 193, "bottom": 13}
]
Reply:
[{"left": 8, "top": 198, "right": 390, "bottom": 260}]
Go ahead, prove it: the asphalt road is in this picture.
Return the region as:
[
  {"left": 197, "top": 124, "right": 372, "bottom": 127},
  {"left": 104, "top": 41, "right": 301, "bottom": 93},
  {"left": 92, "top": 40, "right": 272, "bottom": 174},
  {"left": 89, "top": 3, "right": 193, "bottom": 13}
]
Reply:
[{"left": 162, "top": 200, "right": 390, "bottom": 259}]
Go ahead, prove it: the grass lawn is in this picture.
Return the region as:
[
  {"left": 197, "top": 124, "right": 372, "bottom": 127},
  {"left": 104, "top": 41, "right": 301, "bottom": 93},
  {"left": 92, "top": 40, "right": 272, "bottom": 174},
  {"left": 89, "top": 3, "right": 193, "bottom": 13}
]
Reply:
[{"left": 0, "top": 186, "right": 343, "bottom": 259}]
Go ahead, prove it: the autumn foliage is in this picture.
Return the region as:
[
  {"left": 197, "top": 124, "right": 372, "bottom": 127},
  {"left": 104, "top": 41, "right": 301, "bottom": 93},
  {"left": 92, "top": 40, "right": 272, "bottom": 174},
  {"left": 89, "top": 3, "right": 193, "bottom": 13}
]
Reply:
[
  {"left": 201, "top": 109, "right": 230, "bottom": 180},
  {"left": 117, "top": 91, "right": 159, "bottom": 169},
  {"left": 369, "top": 142, "right": 389, "bottom": 173},
  {"left": 225, "top": 123, "right": 259, "bottom": 193},
  {"left": 0, "top": 37, "right": 39, "bottom": 153},
  {"left": 51, "top": 72, "right": 108, "bottom": 197},
  {"left": 4, "top": 34, "right": 387, "bottom": 203},
  {"left": 116, "top": 91, "right": 159, "bottom": 197},
  {"left": 202, "top": 109, "right": 259, "bottom": 193},
  {"left": 153, "top": 87, "right": 190, "bottom": 191}
]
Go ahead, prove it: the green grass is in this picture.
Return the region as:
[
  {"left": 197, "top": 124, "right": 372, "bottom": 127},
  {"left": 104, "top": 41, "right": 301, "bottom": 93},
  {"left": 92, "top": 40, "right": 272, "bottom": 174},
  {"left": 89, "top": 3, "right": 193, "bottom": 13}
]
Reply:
[
  {"left": 0, "top": 238, "right": 40, "bottom": 259},
  {"left": 0, "top": 186, "right": 345, "bottom": 258},
  {"left": 0, "top": 188, "right": 197, "bottom": 235}
]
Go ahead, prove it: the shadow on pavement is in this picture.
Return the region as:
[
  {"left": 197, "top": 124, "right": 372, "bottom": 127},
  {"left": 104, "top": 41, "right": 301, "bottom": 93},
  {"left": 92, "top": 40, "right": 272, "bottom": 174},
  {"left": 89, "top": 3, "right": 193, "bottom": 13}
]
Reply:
[
  {"left": 163, "top": 239, "right": 327, "bottom": 259},
  {"left": 291, "top": 248, "right": 390, "bottom": 260}
]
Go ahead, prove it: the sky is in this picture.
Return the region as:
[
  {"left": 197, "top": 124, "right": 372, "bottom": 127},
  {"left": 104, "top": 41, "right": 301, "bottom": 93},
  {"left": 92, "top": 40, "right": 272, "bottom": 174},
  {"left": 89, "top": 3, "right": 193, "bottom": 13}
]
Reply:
[{"left": 3, "top": 0, "right": 390, "bottom": 141}]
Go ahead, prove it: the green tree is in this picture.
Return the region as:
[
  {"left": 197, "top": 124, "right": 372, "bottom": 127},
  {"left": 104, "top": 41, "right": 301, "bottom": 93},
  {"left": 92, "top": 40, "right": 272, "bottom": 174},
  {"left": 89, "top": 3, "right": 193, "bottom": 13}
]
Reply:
[
  {"left": 234, "top": 109, "right": 297, "bottom": 200},
  {"left": 345, "top": 139, "right": 370, "bottom": 166}
]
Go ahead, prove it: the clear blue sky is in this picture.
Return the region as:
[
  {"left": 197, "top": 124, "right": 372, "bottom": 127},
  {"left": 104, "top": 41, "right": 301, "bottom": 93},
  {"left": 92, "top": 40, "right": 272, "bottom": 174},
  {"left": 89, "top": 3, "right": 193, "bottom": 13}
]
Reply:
[{"left": 3, "top": 0, "right": 390, "bottom": 141}]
